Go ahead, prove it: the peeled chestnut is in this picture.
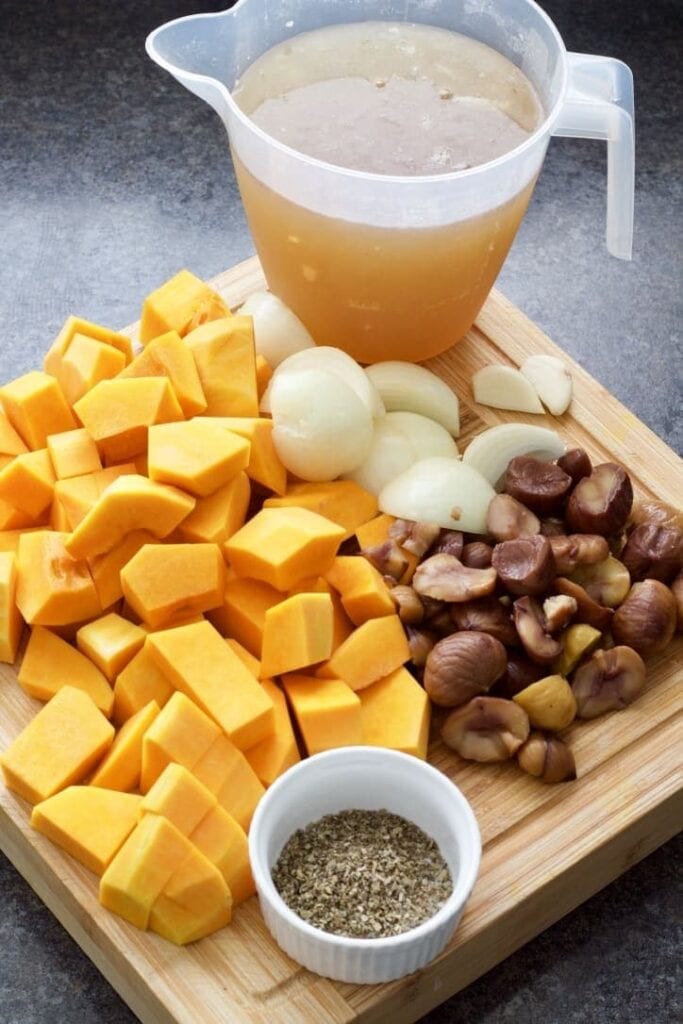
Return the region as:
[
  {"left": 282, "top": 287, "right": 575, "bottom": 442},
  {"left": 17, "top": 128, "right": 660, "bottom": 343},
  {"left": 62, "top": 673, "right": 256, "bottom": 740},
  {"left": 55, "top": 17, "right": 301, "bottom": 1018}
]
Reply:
[
  {"left": 424, "top": 631, "right": 507, "bottom": 707},
  {"left": 553, "top": 577, "right": 613, "bottom": 632},
  {"left": 441, "top": 696, "right": 530, "bottom": 762},
  {"left": 517, "top": 732, "right": 577, "bottom": 783},
  {"left": 389, "top": 519, "right": 441, "bottom": 558},
  {"left": 611, "top": 579, "right": 677, "bottom": 656},
  {"left": 548, "top": 533, "right": 610, "bottom": 575},
  {"left": 621, "top": 523, "right": 683, "bottom": 584},
  {"left": 450, "top": 597, "right": 518, "bottom": 646},
  {"left": 513, "top": 596, "right": 563, "bottom": 664},
  {"left": 492, "top": 535, "right": 556, "bottom": 596},
  {"left": 413, "top": 554, "right": 497, "bottom": 602},
  {"left": 565, "top": 463, "right": 633, "bottom": 536},
  {"left": 492, "top": 653, "right": 545, "bottom": 698},
  {"left": 429, "top": 530, "right": 465, "bottom": 560},
  {"left": 557, "top": 448, "right": 592, "bottom": 485},
  {"left": 504, "top": 456, "right": 573, "bottom": 515},
  {"left": 405, "top": 626, "right": 437, "bottom": 667},
  {"left": 486, "top": 493, "right": 540, "bottom": 542},
  {"left": 390, "top": 585, "right": 424, "bottom": 625},
  {"left": 461, "top": 541, "right": 494, "bottom": 569},
  {"left": 571, "top": 646, "right": 646, "bottom": 718}
]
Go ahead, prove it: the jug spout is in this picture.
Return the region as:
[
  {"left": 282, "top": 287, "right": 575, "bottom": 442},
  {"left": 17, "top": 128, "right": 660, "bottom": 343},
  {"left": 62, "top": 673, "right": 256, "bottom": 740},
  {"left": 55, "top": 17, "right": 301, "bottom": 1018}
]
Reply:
[{"left": 146, "top": 9, "right": 237, "bottom": 121}]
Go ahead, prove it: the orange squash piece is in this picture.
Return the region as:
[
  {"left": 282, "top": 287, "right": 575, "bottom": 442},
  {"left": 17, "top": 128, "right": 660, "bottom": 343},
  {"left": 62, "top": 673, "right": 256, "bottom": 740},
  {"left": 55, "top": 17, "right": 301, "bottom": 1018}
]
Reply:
[
  {"left": 0, "top": 686, "right": 114, "bottom": 804},
  {"left": 58, "top": 333, "right": 127, "bottom": 405},
  {"left": 113, "top": 645, "right": 174, "bottom": 725},
  {"left": 73, "top": 377, "right": 184, "bottom": 462},
  {"left": 147, "top": 419, "right": 250, "bottom": 497},
  {"left": 31, "top": 787, "right": 142, "bottom": 875},
  {"left": 264, "top": 480, "right": 378, "bottom": 540},
  {"left": 358, "top": 667, "right": 431, "bottom": 759},
  {"left": 0, "top": 526, "right": 45, "bottom": 553},
  {"left": 18, "top": 625, "right": 114, "bottom": 716},
  {"left": 0, "top": 371, "right": 76, "bottom": 451},
  {"left": 176, "top": 471, "right": 250, "bottom": 544},
  {"left": 89, "top": 700, "right": 160, "bottom": 791},
  {"left": 140, "top": 762, "right": 216, "bottom": 835},
  {"left": 140, "top": 270, "right": 230, "bottom": 344},
  {"left": 326, "top": 555, "right": 395, "bottom": 626},
  {"left": 0, "top": 500, "right": 47, "bottom": 532},
  {"left": 192, "top": 735, "right": 264, "bottom": 832},
  {"left": 0, "top": 551, "right": 22, "bottom": 663},
  {"left": 88, "top": 530, "right": 156, "bottom": 609},
  {"left": 355, "top": 513, "right": 418, "bottom": 585},
  {"left": 282, "top": 675, "right": 362, "bottom": 756},
  {"left": 185, "top": 316, "right": 258, "bottom": 417},
  {"left": 47, "top": 428, "right": 102, "bottom": 480},
  {"left": 0, "top": 409, "right": 28, "bottom": 457},
  {"left": 255, "top": 353, "right": 273, "bottom": 399},
  {"left": 224, "top": 506, "right": 345, "bottom": 591},
  {"left": 149, "top": 846, "right": 232, "bottom": 945},
  {"left": 65, "top": 474, "right": 195, "bottom": 559},
  {"left": 140, "top": 692, "right": 221, "bottom": 793},
  {"left": 0, "top": 449, "right": 55, "bottom": 517},
  {"left": 16, "top": 531, "right": 101, "bottom": 626},
  {"left": 208, "top": 575, "right": 283, "bottom": 657},
  {"left": 225, "top": 638, "right": 262, "bottom": 678},
  {"left": 319, "top": 614, "right": 410, "bottom": 691},
  {"left": 120, "top": 543, "right": 225, "bottom": 628},
  {"left": 245, "top": 679, "right": 300, "bottom": 787},
  {"left": 76, "top": 612, "right": 146, "bottom": 682},
  {"left": 146, "top": 620, "right": 275, "bottom": 750},
  {"left": 118, "top": 330, "right": 207, "bottom": 417},
  {"left": 44, "top": 315, "right": 133, "bottom": 377},
  {"left": 260, "top": 592, "right": 334, "bottom": 678},
  {"left": 54, "top": 463, "right": 137, "bottom": 531},
  {"left": 204, "top": 417, "right": 287, "bottom": 495}
]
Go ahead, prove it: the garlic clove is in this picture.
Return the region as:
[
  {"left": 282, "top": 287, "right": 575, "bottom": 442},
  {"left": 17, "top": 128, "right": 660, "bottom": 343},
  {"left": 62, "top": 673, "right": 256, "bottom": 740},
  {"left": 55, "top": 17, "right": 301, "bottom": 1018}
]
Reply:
[
  {"left": 238, "top": 291, "right": 315, "bottom": 367},
  {"left": 472, "top": 365, "right": 544, "bottom": 413},
  {"left": 365, "top": 362, "right": 460, "bottom": 436},
  {"left": 261, "top": 345, "right": 385, "bottom": 418},
  {"left": 521, "top": 354, "right": 573, "bottom": 416},
  {"left": 463, "top": 423, "right": 566, "bottom": 489},
  {"left": 378, "top": 456, "right": 495, "bottom": 534}
]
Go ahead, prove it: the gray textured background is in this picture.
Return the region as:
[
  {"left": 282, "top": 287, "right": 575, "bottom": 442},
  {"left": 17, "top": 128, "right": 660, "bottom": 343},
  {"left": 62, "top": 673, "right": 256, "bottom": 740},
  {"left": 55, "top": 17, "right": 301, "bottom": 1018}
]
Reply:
[{"left": 0, "top": 1, "right": 681, "bottom": 1022}]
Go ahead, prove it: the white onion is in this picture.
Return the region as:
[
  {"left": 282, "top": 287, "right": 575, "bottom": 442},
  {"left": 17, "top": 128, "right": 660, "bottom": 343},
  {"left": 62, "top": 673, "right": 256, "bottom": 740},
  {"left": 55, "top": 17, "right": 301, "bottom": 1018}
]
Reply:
[
  {"left": 238, "top": 291, "right": 315, "bottom": 367},
  {"left": 379, "top": 456, "right": 495, "bottom": 534},
  {"left": 261, "top": 346, "right": 384, "bottom": 418},
  {"left": 521, "top": 355, "right": 573, "bottom": 416},
  {"left": 269, "top": 368, "right": 373, "bottom": 482},
  {"left": 472, "top": 365, "right": 544, "bottom": 413},
  {"left": 365, "top": 362, "right": 460, "bottom": 435},
  {"left": 344, "top": 412, "right": 459, "bottom": 496},
  {"left": 463, "top": 424, "right": 566, "bottom": 489}
]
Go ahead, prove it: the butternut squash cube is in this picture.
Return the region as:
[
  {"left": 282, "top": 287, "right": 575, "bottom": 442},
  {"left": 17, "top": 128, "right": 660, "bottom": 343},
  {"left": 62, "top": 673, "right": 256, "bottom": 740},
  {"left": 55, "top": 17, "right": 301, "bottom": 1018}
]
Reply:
[
  {"left": 290, "top": 576, "right": 354, "bottom": 651},
  {"left": 185, "top": 316, "right": 258, "bottom": 417},
  {"left": 58, "top": 333, "right": 127, "bottom": 405},
  {"left": 140, "top": 691, "right": 221, "bottom": 793},
  {"left": 76, "top": 613, "right": 146, "bottom": 682},
  {"left": 140, "top": 269, "right": 230, "bottom": 344},
  {"left": 113, "top": 646, "right": 174, "bottom": 725},
  {"left": 149, "top": 849, "right": 232, "bottom": 944},
  {"left": 120, "top": 543, "right": 224, "bottom": 628},
  {"left": 264, "top": 480, "right": 378, "bottom": 541},
  {"left": 0, "top": 500, "right": 47, "bottom": 532},
  {"left": 176, "top": 471, "right": 250, "bottom": 544},
  {"left": 146, "top": 620, "right": 274, "bottom": 749},
  {"left": 118, "top": 330, "right": 207, "bottom": 417},
  {"left": 55, "top": 463, "right": 138, "bottom": 531},
  {"left": 255, "top": 353, "right": 273, "bottom": 399},
  {"left": 209, "top": 575, "right": 282, "bottom": 657},
  {"left": 320, "top": 615, "right": 410, "bottom": 691},
  {"left": 0, "top": 527, "right": 44, "bottom": 553},
  {"left": 0, "top": 449, "right": 55, "bottom": 517},
  {"left": 0, "top": 409, "right": 28, "bottom": 456},
  {"left": 66, "top": 475, "right": 195, "bottom": 559},
  {"left": 89, "top": 700, "right": 161, "bottom": 791},
  {"left": 204, "top": 417, "right": 286, "bottom": 495},
  {"left": 31, "top": 787, "right": 142, "bottom": 875},
  {"left": 0, "top": 686, "right": 114, "bottom": 804},
  {"left": 0, "top": 552, "right": 22, "bottom": 664},
  {"left": 88, "top": 530, "right": 156, "bottom": 609},
  {"left": 47, "top": 428, "right": 102, "bottom": 480},
  {"left": 140, "top": 762, "right": 216, "bottom": 835},
  {"left": 18, "top": 625, "right": 114, "bottom": 716},
  {"left": 358, "top": 667, "right": 430, "bottom": 759},
  {"left": 189, "top": 804, "right": 254, "bottom": 905},
  {"left": 260, "top": 592, "right": 333, "bottom": 678},
  {"left": 355, "top": 513, "right": 418, "bottom": 585},
  {"left": 73, "top": 377, "right": 184, "bottom": 462},
  {"left": 99, "top": 813, "right": 193, "bottom": 930},
  {"left": 326, "top": 555, "right": 396, "bottom": 626},
  {"left": 16, "top": 531, "right": 101, "bottom": 626},
  {"left": 225, "top": 507, "right": 345, "bottom": 591},
  {"left": 0, "top": 371, "right": 76, "bottom": 451},
  {"left": 44, "top": 315, "right": 132, "bottom": 377},
  {"left": 192, "top": 735, "right": 264, "bottom": 831},
  {"left": 225, "top": 638, "right": 261, "bottom": 678},
  {"left": 282, "top": 675, "right": 362, "bottom": 756},
  {"left": 245, "top": 679, "right": 300, "bottom": 787},
  {"left": 147, "top": 419, "right": 250, "bottom": 498}
]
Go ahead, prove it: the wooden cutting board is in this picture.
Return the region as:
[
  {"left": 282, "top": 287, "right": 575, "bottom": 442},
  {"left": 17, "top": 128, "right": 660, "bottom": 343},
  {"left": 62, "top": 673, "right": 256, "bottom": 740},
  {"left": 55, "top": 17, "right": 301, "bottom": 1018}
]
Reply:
[{"left": 1, "top": 255, "right": 681, "bottom": 1024}]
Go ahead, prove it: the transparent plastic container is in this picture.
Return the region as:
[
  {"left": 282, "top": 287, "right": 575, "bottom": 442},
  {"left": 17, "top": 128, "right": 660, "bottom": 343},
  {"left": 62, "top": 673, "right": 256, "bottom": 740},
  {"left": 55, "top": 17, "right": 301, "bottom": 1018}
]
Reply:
[{"left": 147, "top": 0, "right": 634, "bottom": 362}]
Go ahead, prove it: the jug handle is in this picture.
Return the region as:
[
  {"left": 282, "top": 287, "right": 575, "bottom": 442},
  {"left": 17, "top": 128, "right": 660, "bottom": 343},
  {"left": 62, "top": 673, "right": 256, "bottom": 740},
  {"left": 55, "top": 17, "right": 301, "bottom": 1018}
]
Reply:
[{"left": 552, "top": 52, "right": 635, "bottom": 260}]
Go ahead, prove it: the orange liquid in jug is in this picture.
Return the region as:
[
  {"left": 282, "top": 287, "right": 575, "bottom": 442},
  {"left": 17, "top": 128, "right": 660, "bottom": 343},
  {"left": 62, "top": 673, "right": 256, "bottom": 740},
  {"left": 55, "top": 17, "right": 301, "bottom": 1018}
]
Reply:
[{"left": 233, "top": 21, "right": 543, "bottom": 361}]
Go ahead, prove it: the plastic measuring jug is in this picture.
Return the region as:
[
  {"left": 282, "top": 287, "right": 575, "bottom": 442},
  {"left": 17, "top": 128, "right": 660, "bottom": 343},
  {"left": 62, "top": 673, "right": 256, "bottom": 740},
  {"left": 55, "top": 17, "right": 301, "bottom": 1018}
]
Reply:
[{"left": 147, "top": 0, "right": 634, "bottom": 363}]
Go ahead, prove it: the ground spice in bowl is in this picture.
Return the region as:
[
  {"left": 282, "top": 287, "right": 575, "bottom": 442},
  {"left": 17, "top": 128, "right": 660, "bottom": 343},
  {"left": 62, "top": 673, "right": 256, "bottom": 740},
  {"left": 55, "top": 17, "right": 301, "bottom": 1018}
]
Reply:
[{"left": 271, "top": 808, "right": 453, "bottom": 938}]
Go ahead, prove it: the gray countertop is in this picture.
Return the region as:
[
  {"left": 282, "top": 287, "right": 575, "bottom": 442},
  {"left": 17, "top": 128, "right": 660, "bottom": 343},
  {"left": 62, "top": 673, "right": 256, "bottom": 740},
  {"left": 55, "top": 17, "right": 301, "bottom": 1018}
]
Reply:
[{"left": 1, "top": 1, "right": 681, "bottom": 1022}]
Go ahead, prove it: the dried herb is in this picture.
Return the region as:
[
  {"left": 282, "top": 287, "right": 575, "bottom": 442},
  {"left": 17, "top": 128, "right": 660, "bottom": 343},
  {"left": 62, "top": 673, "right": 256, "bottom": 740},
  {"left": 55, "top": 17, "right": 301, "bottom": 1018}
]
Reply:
[{"left": 271, "top": 808, "right": 453, "bottom": 938}]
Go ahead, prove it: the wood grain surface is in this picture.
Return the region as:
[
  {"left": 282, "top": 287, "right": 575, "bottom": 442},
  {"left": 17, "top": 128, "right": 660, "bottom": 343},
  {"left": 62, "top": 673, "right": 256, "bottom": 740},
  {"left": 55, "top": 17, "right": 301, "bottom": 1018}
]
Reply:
[{"left": 1, "top": 255, "right": 681, "bottom": 1024}]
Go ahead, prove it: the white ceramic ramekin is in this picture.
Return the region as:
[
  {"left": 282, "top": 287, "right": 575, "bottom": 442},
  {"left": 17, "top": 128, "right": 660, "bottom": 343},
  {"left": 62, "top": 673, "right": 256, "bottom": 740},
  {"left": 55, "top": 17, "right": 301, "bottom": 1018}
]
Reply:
[{"left": 248, "top": 746, "right": 481, "bottom": 983}]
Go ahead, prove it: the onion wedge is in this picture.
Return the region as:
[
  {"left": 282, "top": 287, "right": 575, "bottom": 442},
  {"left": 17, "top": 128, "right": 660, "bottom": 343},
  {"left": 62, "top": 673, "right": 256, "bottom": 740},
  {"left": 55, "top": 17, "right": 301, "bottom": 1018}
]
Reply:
[
  {"left": 379, "top": 456, "right": 495, "bottom": 534},
  {"left": 463, "top": 424, "right": 566, "bottom": 489},
  {"left": 365, "top": 362, "right": 460, "bottom": 435},
  {"left": 238, "top": 291, "right": 315, "bottom": 367}
]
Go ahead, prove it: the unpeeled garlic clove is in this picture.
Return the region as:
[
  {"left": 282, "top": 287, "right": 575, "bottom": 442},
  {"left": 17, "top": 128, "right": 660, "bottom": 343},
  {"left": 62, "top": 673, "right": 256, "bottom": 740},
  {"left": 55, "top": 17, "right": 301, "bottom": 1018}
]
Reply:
[
  {"left": 472, "top": 365, "right": 544, "bottom": 414},
  {"left": 520, "top": 354, "right": 573, "bottom": 416}
]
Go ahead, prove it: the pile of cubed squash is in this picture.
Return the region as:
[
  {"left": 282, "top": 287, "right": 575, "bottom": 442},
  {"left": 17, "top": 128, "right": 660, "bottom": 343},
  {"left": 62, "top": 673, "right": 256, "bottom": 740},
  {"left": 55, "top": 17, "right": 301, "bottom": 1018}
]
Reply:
[{"left": 0, "top": 269, "right": 430, "bottom": 945}]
